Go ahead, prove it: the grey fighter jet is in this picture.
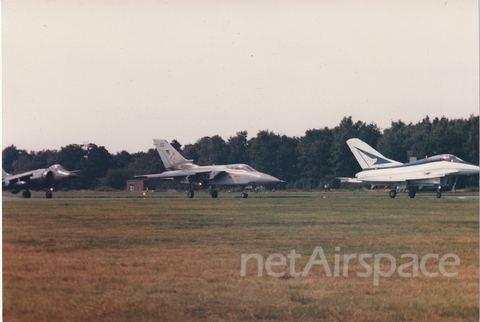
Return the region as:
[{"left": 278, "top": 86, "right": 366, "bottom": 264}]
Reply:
[
  {"left": 136, "top": 139, "right": 282, "bottom": 198},
  {"left": 2, "top": 164, "right": 78, "bottom": 198}
]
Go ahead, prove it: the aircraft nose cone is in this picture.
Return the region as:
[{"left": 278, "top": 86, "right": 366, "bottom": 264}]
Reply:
[
  {"left": 469, "top": 164, "right": 480, "bottom": 174},
  {"left": 259, "top": 173, "right": 281, "bottom": 184},
  {"left": 460, "top": 163, "right": 480, "bottom": 175},
  {"left": 68, "top": 172, "right": 79, "bottom": 179}
]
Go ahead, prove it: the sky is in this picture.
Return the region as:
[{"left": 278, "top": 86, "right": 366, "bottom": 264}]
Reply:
[{"left": 2, "top": 0, "right": 478, "bottom": 154}]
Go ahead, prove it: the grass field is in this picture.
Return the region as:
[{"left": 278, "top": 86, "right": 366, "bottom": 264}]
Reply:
[{"left": 3, "top": 190, "right": 479, "bottom": 321}]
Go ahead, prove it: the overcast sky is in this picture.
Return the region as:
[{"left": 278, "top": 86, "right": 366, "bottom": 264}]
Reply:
[{"left": 2, "top": 0, "right": 478, "bottom": 154}]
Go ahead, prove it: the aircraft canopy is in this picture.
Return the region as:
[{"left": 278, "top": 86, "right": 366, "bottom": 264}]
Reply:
[{"left": 226, "top": 164, "right": 257, "bottom": 172}]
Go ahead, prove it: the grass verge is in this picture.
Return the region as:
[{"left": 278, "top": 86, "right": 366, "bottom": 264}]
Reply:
[{"left": 3, "top": 191, "right": 479, "bottom": 320}]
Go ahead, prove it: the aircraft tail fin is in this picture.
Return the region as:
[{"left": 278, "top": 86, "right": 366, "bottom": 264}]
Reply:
[
  {"left": 153, "top": 139, "right": 194, "bottom": 170},
  {"left": 346, "top": 138, "right": 403, "bottom": 169}
]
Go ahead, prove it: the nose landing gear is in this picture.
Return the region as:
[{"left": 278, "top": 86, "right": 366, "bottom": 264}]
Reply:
[{"left": 436, "top": 185, "right": 442, "bottom": 198}]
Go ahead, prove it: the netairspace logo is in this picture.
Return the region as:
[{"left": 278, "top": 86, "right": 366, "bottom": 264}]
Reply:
[{"left": 240, "top": 247, "right": 460, "bottom": 286}]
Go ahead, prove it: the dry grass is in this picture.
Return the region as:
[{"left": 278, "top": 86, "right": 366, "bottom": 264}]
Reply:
[{"left": 3, "top": 191, "right": 479, "bottom": 321}]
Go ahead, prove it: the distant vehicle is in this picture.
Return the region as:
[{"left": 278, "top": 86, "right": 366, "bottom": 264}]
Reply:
[
  {"left": 338, "top": 138, "right": 479, "bottom": 198},
  {"left": 136, "top": 139, "right": 282, "bottom": 198},
  {"left": 2, "top": 165, "right": 79, "bottom": 198}
]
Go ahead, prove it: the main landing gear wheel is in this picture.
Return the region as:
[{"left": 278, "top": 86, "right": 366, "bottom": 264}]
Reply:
[
  {"left": 22, "top": 190, "right": 31, "bottom": 198},
  {"left": 46, "top": 191, "right": 53, "bottom": 199},
  {"left": 408, "top": 190, "right": 416, "bottom": 198},
  {"left": 436, "top": 191, "right": 442, "bottom": 198},
  {"left": 187, "top": 190, "right": 195, "bottom": 198},
  {"left": 241, "top": 192, "right": 249, "bottom": 198},
  {"left": 210, "top": 190, "right": 218, "bottom": 198},
  {"left": 389, "top": 190, "right": 396, "bottom": 198}
]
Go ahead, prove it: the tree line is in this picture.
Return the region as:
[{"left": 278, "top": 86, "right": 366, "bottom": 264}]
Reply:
[{"left": 3, "top": 115, "right": 479, "bottom": 191}]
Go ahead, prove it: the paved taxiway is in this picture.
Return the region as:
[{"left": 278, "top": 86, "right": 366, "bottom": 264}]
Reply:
[{"left": 3, "top": 195, "right": 479, "bottom": 202}]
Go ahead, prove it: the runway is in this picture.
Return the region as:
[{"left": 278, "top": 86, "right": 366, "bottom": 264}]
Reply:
[{"left": 3, "top": 194, "right": 479, "bottom": 202}]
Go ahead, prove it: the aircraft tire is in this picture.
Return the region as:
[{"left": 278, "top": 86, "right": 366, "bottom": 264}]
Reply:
[
  {"left": 408, "top": 190, "right": 416, "bottom": 198},
  {"left": 389, "top": 190, "right": 396, "bottom": 198},
  {"left": 241, "top": 192, "right": 248, "bottom": 198},
  {"left": 436, "top": 192, "right": 442, "bottom": 198},
  {"left": 187, "top": 190, "right": 194, "bottom": 198},
  {"left": 211, "top": 190, "right": 218, "bottom": 198},
  {"left": 46, "top": 191, "right": 53, "bottom": 199},
  {"left": 22, "top": 190, "right": 31, "bottom": 198}
]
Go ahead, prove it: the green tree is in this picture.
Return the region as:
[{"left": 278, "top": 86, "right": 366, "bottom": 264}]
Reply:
[
  {"left": 226, "top": 131, "right": 249, "bottom": 164},
  {"left": 55, "top": 144, "right": 86, "bottom": 171},
  {"left": 128, "top": 149, "right": 165, "bottom": 175},
  {"left": 10, "top": 149, "right": 54, "bottom": 173},
  {"left": 83, "top": 144, "right": 114, "bottom": 188},
  {"left": 113, "top": 150, "right": 133, "bottom": 169},
  {"left": 170, "top": 140, "right": 182, "bottom": 151},
  {"left": 102, "top": 168, "right": 134, "bottom": 190},
  {"left": 2, "top": 145, "right": 22, "bottom": 173},
  {"left": 297, "top": 127, "right": 334, "bottom": 189},
  {"left": 377, "top": 120, "right": 411, "bottom": 162},
  {"left": 247, "top": 130, "right": 299, "bottom": 183},
  {"left": 193, "top": 136, "right": 229, "bottom": 166},
  {"left": 463, "top": 115, "right": 479, "bottom": 164}
]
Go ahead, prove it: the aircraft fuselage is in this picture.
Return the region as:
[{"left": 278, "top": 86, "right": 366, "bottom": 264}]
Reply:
[
  {"left": 341, "top": 138, "right": 479, "bottom": 199},
  {"left": 2, "top": 164, "right": 78, "bottom": 198},
  {"left": 355, "top": 156, "right": 479, "bottom": 188},
  {"left": 160, "top": 164, "right": 281, "bottom": 187}
]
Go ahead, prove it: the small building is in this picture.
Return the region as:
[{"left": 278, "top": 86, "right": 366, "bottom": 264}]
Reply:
[{"left": 126, "top": 179, "right": 155, "bottom": 192}]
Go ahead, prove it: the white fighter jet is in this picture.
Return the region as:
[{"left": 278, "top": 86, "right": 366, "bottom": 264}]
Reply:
[
  {"left": 2, "top": 164, "right": 78, "bottom": 198},
  {"left": 338, "top": 138, "right": 479, "bottom": 198},
  {"left": 136, "top": 139, "right": 281, "bottom": 198}
]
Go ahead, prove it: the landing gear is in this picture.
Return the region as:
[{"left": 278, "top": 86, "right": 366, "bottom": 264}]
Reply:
[
  {"left": 22, "top": 190, "right": 31, "bottom": 198},
  {"left": 186, "top": 182, "right": 195, "bottom": 198},
  {"left": 408, "top": 190, "right": 416, "bottom": 198},
  {"left": 451, "top": 176, "right": 458, "bottom": 193},
  {"left": 388, "top": 189, "right": 396, "bottom": 198},
  {"left": 208, "top": 185, "right": 218, "bottom": 198},
  {"left": 241, "top": 192, "right": 249, "bottom": 198},
  {"left": 45, "top": 187, "right": 54, "bottom": 199},
  {"left": 436, "top": 185, "right": 442, "bottom": 198}
]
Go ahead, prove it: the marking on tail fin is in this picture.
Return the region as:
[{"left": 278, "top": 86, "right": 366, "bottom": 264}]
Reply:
[
  {"left": 346, "top": 138, "right": 403, "bottom": 170},
  {"left": 153, "top": 139, "right": 195, "bottom": 170},
  {"left": 356, "top": 147, "right": 393, "bottom": 166}
]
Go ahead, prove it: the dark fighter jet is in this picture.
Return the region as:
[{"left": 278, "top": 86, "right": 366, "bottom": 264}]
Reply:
[{"left": 2, "top": 164, "right": 78, "bottom": 198}]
